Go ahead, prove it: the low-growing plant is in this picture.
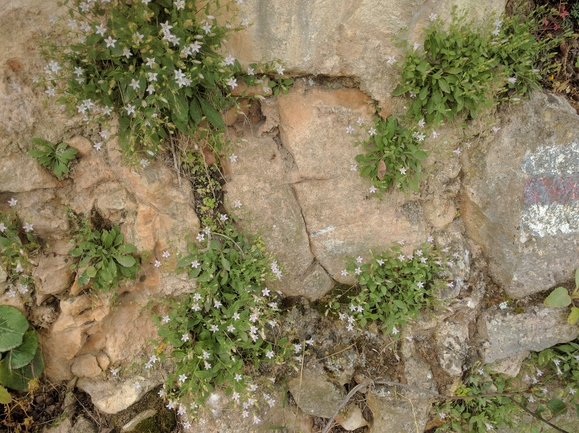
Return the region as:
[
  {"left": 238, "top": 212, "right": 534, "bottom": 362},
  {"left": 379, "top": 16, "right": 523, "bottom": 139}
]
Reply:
[
  {"left": 392, "top": 6, "right": 564, "bottom": 125},
  {"left": 353, "top": 115, "right": 429, "bottom": 193},
  {"left": 326, "top": 240, "right": 448, "bottom": 336},
  {"left": 153, "top": 222, "right": 290, "bottom": 422},
  {"left": 40, "top": 0, "right": 285, "bottom": 163},
  {"left": 27, "top": 138, "right": 78, "bottom": 180},
  {"left": 68, "top": 214, "right": 140, "bottom": 292},
  {"left": 0, "top": 305, "right": 44, "bottom": 398},
  {"left": 543, "top": 268, "right": 579, "bottom": 325},
  {"left": 435, "top": 339, "right": 579, "bottom": 433},
  {"left": 0, "top": 210, "right": 39, "bottom": 292}
]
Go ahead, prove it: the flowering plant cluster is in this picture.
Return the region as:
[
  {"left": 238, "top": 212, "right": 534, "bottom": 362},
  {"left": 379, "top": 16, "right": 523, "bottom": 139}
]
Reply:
[
  {"left": 328, "top": 239, "right": 448, "bottom": 336},
  {"left": 392, "top": 7, "right": 564, "bottom": 125},
  {"left": 352, "top": 115, "right": 429, "bottom": 194},
  {"left": 435, "top": 339, "right": 579, "bottom": 432},
  {"left": 40, "top": 0, "right": 281, "bottom": 162},
  {"left": 153, "top": 221, "right": 290, "bottom": 423},
  {"left": 0, "top": 208, "right": 39, "bottom": 298},
  {"left": 68, "top": 213, "right": 141, "bottom": 292}
]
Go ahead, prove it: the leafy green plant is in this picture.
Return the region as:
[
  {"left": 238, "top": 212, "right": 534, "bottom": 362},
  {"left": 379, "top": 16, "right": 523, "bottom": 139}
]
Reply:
[
  {"left": 543, "top": 268, "right": 579, "bottom": 325},
  {"left": 40, "top": 0, "right": 283, "bottom": 162},
  {"left": 435, "top": 339, "right": 579, "bottom": 433},
  {"left": 354, "top": 115, "right": 428, "bottom": 193},
  {"left": 154, "top": 222, "right": 290, "bottom": 421},
  {"left": 0, "top": 211, "right": 39, "bottom": 291},
  {"left": 0, "top": 306, "right": 44, "bottom": 396},
  {"left": 27, "top": 138, "right": 78, "bottom": 180},
  {"left": 68, "top": 215, "right": 140, "bottom": 292},
  {"left": 392, "top": 7, "right": 563, "bottom": 125},
  {"left": 326, "top": 240, "right": 447, "bottom": 336}
]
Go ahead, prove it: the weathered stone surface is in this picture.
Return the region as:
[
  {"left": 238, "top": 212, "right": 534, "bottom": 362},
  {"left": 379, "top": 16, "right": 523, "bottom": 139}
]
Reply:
[
  {"left": 77, "top": 375, "right": 162, "bottom": 414},
  {"left": 225, "top": 81, "right": 428, "bottom": 298},
  {"left": 0, "top": 264, "right": 7, "bottom": 292},
  {"left": 367, "top": 386, "right": 433, "bottom": 433},
  {"left": 336, "top": 404, "right": 368, "bottom": 431},
  {"left": 70, "top": 353, "right": 102, "bottom": 378},
  {"left": 223, "top": 123, "right": 333, "bottom": 299},
  {"left": 66, "top": 136, "right": 93, "bottom": 157},
  {"left": 288, "top": 369, "right": 345, "bottom": 418},
  {"left": 0, "top": 153, "right": 60, "bottom": 193},
  {"left": 229, "top": 0, "right": 504, "bottom": 109},
  {"left": 478, "top": 305, "right": 579, "bottom": 364},
  {"left": 33, "top": 239, "right": 73, "bottom": 305},
  {"left": 463, "top": 92, "right": 579, "bottom": 298}
]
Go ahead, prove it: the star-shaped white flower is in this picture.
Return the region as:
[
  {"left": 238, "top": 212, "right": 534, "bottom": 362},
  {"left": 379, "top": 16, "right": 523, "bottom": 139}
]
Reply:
[
  {"left": 104, "top": 36, "right": 117, "bottom": 48},
  {"left": 95, "top": 24, "right": 107, "bottom": 36},
  {"left": 229, "top": 153, "right": 238, "bottom": 162}
]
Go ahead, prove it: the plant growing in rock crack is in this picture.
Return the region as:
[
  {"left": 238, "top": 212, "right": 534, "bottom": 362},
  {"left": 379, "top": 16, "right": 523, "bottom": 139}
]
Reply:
[
  {"left": 353, "top": 114, "right": 429, "bottom": 194},
  {"left": 392, "top": 6, "right": 565, "bottom": 126},
  {"left": 543, "top": 268, "right": 579, "bottom": 325},
  {"left": 435, "top": 339, "right": 579, "bottom": 433},
  {"left": 0, "top": 210, "right": 39, "bottom": 296},
  {"left": 27, "top": 138, "right": 78, "bottom": 180},
  {"left": 68, "top": 212, "right": 140, "bottom": 292},
  {"left": 152, "top": 221, "right": 291, "bottom": 424},
  {"left": 0, "top": 305, "right": 44, "bottom": 398},
  {"left": 39, "top": 0, "right": 286, "bottom": 164},
  {"left": 326, "top": 239, "right": 448, "bottom": 336}
]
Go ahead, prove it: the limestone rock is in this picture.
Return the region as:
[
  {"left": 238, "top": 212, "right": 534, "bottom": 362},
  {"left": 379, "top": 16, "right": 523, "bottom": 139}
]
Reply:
[
  {"left": 478, "top": 304, "right": 579, "bottom": 364},
  {"left": 288, "top": 369, "right": 345, "bottom": 418},
  {"left": 66, "top": 136, "right": 93, "bottom": 157},
  {"left": 225, "top": 81, "right": 429, "bottom": 299},
  {"left": 77, "top": 375, "right": 163, "bottom": 414},
  {"left": 229, "top": 0, "right": 504, "bottom": 110},
  {"left": 367, "top": 386, "right": 433, "bottom": 433},
  {"left": 0, "top": 153, "right": 60, "bottom": 193},
  {"left": 463, "top": 92, "right": 579, "bottom": 298},
  {"left": 0, "top": 264, "right": 7, "bottom": 292},
  {"left": 336, "top": 404, "right": 368, "bottom": 431},
  {"left": 33, "top": 239, "right": 73, "bottom": 305},
  {"left": 71, "top": 354, "right": 102, "bottom": 378}
]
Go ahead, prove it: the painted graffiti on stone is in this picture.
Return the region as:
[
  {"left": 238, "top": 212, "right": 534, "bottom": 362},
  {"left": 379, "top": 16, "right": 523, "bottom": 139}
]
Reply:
[{"left": 521, "top": 142, "right": 579, "bottom": 238}]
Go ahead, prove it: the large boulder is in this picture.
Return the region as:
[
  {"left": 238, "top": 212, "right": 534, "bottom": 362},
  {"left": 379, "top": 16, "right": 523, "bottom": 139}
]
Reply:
[
  {"left": 229, "top": 0, "right": 505, "bottom": 110},
  {"left": 224, "top": 81, "right": 428, "bottom": 299},
  {"left": 463, "top": 92, "right": 579, "bottom": 298}
]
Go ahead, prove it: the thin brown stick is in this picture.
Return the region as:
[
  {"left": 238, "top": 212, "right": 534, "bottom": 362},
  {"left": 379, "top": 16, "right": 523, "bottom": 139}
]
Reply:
[
  {"left": 507, "top": 396, "right": 570, "bottom": 433},
  {"left": 321, "top": 378, "right": 373, "bottom": 433}
]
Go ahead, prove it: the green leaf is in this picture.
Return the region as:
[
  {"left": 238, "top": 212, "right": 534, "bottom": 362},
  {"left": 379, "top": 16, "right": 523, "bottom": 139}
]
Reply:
[
  {"left": 568, "top": 306, "right": 579, "bottom": 325},
  {"left": 0, "top": 349, "right": 44, "bottom": 391},
  {"left": 189, "top": 97, "right": 203, "bottom": 125},
  {"left": 546, "top": 398, "right": 567, "bottom": 418},
  {"left": 115, "top": 255, "right": 136, "bottom": 268},
  {"left": 116, "top": 244, "right": 137, "bottom": 255},
  {"left": 86, "top": 266, "right": 97, "bottom": 278},
  {"left": 0, "top": 306, "right": 29, "bottom": 352},
  {"left": 392, "top": 85, "right": 408, "bottom": 97},
  {"left": 199, "top": 99, "right": 225, "bottom": 129},
  {"left": 576, "top": 268, "right": 579, "bottom": 290},
  {"left": 7, "top": 331, "right": 38, "bottom": 369},
  {"left": 0, "top": 385, "right": 11, "bottom": 404},
  {"left": 544, "top": 287, "right": 572, "bottom": 308}
]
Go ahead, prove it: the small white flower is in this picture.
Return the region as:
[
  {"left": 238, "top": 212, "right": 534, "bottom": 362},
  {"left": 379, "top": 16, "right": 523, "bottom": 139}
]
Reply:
[
  {"left": 431, "top": 131, "right": 439, "bottom": 138},
  {"left": 392, "top": 326, "right": 399, "bottom": 335},
  {"left": 161, "top": 315, "right": 170, "bottom": 324},
  {"left": 294, "top": 343, "right": 302, "bottom": 353},
  {"left": 190, "top": 260, "right": 200, "bottom": 268},
  {"left": 507, "top": 76, "right": 517, "bottom": 84},
  {"left": 499, "top": 301, "right": 508, "bottom": 310},
  {"left": 8, "top": 198, "right": 17, "bottom": 207},
  {"left": 129, "top": 79, "right": 140, "bottom": 90},
  {"left": 233, "top": 200, "right": 242, "bottom": 208},
  {"left": 179, "top": 373, "right": 187, "bottom": 383},
  {"left": 196, "top": 232, "right": 205, "bottom": 242},
  {"left": 356, "top": 256, "right": 363, "bottom": 264},
  {"left": 346, "top": 125, "right": 355, "bottom": 134},
  {"left": 491, "top": 126, "right": 501, "bottom": 133},
  {"left": 242, "top": 18, "right": 250, "bottom": 27},
  {"left": 429, "top": 13, "right": 438, "bottom": 21},
  {"left": 386, "top": 56, "right": 396, "bottom": 66},
  {"left": 439, "top": 412, "right": 446, "bottom": 419},
  {"left": 110, "top": 368, "right": 119, "bottom": 376},
  {"left": 247, "top": 67, "right": 255, "bottom": 75},
  {"left": 227, "top": 77, "right": 238, "bottom": 89},
  {"left": 104, "top": 36, "right": 117, "bottom": 48},
  {"left": 356, "top": 117, "right": 364, "bottom": 126},
  {"left": 570, "top": 388, "right": 576, "bottom": 395},
  {"left": 229, "top": 153, "right": 238, "bottom": 162},
  {"left": 354, "top": 267, "right": 362, "bottom": 275},
  {"left": 0, "top": 223, "right": 5, "bottom": 233},
  {"left": 154, "top": 260, "right": 161, "bottom": 268},
  {"left": 413, "top": 42, "right": 420, "bottom": 50},
  {"left": 125, "top": 104, "right": 135, "bottom": 115},
  {"left": 400, "top": 167, "right": 407, "bottom": 175},
  {"left": 23, "top": 223, "right": 33, "bottom": 232},
  {"left": 418, "top": 118, "right": 425, "bottom": 127},
  {"left": 174, "top": 0, "right": 185, "bottom": 10},
  {"left": 368, "top": 127, "right": 377, "bottom": 136},
  {"left": 341, "top": 269, "right": 348, "bottom": 277},
  {"left": 275, "top": 64, "right": 285, "bottom": 75},
  {"left": 369, "top": 186, "right": 377, "bottom": 194},
  {"left": 350, "top": 164, "right": 357, "bottom": 171},
  {"left": 95, "top": 24, "right": 107, "bottom": 36},
  {"left": 235, "top": 373, "right": 243, "bottom": 382},
  {"left": 181, "top": 333, "right": 190, "bottom": 342},
  {"left": 266, "top": 351, "right": 274, "bottom": 359},
  {"left": 223, "top": 55, "right": 235, "bottom": 66}
]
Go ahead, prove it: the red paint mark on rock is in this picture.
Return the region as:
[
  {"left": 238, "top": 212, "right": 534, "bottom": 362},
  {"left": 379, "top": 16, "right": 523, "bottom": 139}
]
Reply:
[{"left": 524, "top": 175, "right": 579, "bottom": 205}]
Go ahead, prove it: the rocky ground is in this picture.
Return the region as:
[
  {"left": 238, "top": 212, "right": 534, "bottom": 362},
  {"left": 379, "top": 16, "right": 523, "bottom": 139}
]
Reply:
[{"left": 2, "top": 0, "right": 579, "bottom": 432}]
